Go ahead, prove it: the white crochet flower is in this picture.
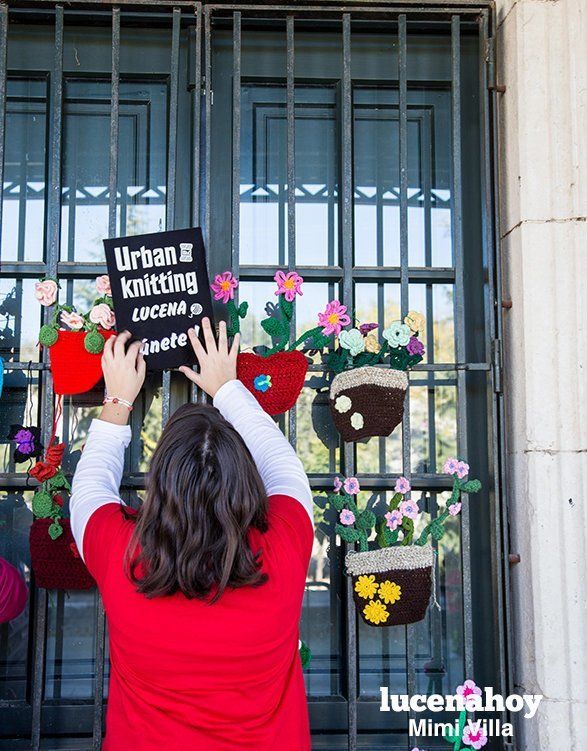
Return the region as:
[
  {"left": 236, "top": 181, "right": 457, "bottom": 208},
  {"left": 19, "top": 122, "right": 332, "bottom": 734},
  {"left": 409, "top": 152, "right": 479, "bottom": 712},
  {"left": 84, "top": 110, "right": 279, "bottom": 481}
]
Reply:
[
  {"left": 350, "top": 412, "right": 364, "bottom": 430},
  {"left": 335, "top": 395, "right": 352, "bottom": 413}
]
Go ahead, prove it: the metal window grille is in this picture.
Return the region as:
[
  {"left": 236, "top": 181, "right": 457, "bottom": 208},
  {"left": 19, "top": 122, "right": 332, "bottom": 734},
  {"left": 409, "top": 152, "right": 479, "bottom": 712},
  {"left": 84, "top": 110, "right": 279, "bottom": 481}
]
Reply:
[{"left": 0, "top": 2, "right": 512, "bottom": 749}]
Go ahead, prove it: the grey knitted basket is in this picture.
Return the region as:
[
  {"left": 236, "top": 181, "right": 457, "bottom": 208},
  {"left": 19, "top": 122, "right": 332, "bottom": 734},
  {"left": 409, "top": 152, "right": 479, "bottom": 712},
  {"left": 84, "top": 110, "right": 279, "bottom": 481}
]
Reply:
[{"left": 346, "top": 545, "right": 433, "bottom": 627}]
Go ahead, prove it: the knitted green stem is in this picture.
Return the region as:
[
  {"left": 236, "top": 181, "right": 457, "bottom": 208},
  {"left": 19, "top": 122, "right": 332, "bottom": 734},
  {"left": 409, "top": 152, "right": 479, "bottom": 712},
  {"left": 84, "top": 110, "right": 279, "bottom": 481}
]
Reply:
[
  {"left": 287, "top": 325, "right": 326, "bottom": 352},
  {"left": 226, "top": 299, "right": 240, "bottom": 337}
]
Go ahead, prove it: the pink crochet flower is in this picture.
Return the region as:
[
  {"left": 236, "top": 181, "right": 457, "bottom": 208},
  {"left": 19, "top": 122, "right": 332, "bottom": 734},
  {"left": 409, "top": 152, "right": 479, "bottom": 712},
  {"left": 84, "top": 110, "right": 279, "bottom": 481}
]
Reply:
[
  {"left": 343, "top": 477, "right": 360, "bottom": 495},
  {"left": 394, "top": 476, "right": 411, "bottom": 494},
  {"left": 456, "top": 460, "right": 470, "bottom": 479},
  {"left": 456, "top": 679, "right": 482, "bottom": 709},
  {"left": 89, "top": 303, "right": 115, "bottom": 330},
  {"left": 333, "top": 476, "right": 343, "bottom": 492},
  {"left": 34, "top": 279, "right": 58, "bottom": 306},
  {"left": 60, "top": 310, "right": 84, "bottom": 331},
  {"left": 407, "top": 336, "right": 425, "bottom": 356},
  {"left": 385, "top": 509, "right": 403, "bottom": 530},
  {"left": 274, "top": 270, "right": 303, "bottom": 302},
  {"left": 442, "top": 457, "right": 460, "bottom": 476},
  {"left": 211, "top": 271, "right": 238, "bottom": 304},
  {"left": 339, "top": 509, "right": 355, "bottom": 526},
  {"left": 462, "top": 723, "right": 488, "bottom": 750},
  {"left": 318, "top": 300, "right": 351, "bottom": 336},
  {"left": 399, "top": 499, "right": 420, "bottom": 520},
  {"left": 95, "top": 274, "right": 111, "bottom": 297},
  {"left": 448, "top": 502, "right": 462, "bottom": 516}
]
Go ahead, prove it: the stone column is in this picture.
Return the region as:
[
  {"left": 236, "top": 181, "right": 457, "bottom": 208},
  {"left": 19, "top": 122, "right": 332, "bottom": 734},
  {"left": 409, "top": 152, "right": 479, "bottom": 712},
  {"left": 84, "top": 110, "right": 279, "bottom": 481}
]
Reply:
[{"left": 496, "top": 0, "right": 587, "bottom": 748}]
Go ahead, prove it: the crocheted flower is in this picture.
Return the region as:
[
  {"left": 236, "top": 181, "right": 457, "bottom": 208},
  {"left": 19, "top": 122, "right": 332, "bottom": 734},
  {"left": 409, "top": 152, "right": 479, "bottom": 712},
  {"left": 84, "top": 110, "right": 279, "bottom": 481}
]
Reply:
[
  {"left": 253, "top": 374, "right": 272, "bottom": 393},
  {"left": 343, "top": 477, "right": 360, "bottom": 495},
  {"left": 404, "top": 310, "right": 425, "bottom": 334},
  {"left": 462, "top": 724, "right": 488, "bottom": 750},
  {"left": 95, "top": 274, "right": 111, "bottom": 297},
  {"left": 34, "top": 279, "right": 58, "bottom": 306},
  {"left": 394, "top": 476, "right": 411, "bottom": 494},
  {"left": 456, "top": 679, "right": 482, "bottom": 709},
  {"left": 333, "top": 476, "right": 343, "bottom": 492},
  {"left": 211, "top": 271, "right": 238, "bottom": 303},
  {"left": 11, "top": 428, "right": 39, "bottom": 457},
  {"left": 339, "top": 509, "right": 355, "bottom": 526},
  {"left": 456, "top": 460, "right": 470, "bottom": 479},
  {"left": 382, "top": 321, "right": 411, "bottom": 348},
  {"left": 378, "top": 580, "right": 401, "bottom": 605},
  {"left": 354, "top": 574, "right": 378, "bottom": 600},
  {"left": 359, "top": 322, "right": 378, "bottom": 336},
  {"left": 274, "top": 270, "right": 303, "bottom": 302},
  {"left": 364, "top": 333, "right": 381, "bottom": 353},
  {"left": 29, "top": 461, "right": 58, "bottom": 483},
  {"left": 385, "top": 509, "right": 403, "bottom": 530},
  {"left": 442, "top": 457, "right": 460, "bottom": 476},
  {"left": 318, "top": 300, "right": 351, "bottom": 336},
  {"left": 60, "top": 310, "right": 84, "bottom": 331},
  {"left": 334, "top": 395, "right": 352, "bottom": 413},
  {"left": 399, "top": 499, "right": 420, "bottom": 520},
  {"left": 449, "top": 502, "right": 462, "bottom": 516},
  {"left": 350, "top": 412, "right": 364, "bottom": 430},
  {"left": 363, "top": 599, "right": 389, "bottom": 625},
  {"left": 338, "top": 328, "right": 365, "bottom": 356},
  {"left": 407, "top": 336, "right": 425, "bottom": 356},
  {"left": 89, "top": 303, "right": 115, "bottom": 330}
]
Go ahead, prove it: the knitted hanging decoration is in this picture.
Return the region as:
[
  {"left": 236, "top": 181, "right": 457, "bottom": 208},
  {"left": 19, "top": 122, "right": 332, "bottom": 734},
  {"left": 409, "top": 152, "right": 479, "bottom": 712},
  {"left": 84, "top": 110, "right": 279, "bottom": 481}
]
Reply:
[
  {"left": 323, "top": 469, "right": 481, "bottom": 627},
  {"left": 35, "top": 275, "right": 117, "bottom": 395},
  {"left": 210, "top": 270, "right": 333, "bottom": 416},
  {"left": 298, "top": 639, "right": 312, "bottom": 669},
  {"left": 324, "top": 313, "right": 425, "bottom": 442},
  {"left": 0, "top": 557, "right": 28, "bottom": 624}
]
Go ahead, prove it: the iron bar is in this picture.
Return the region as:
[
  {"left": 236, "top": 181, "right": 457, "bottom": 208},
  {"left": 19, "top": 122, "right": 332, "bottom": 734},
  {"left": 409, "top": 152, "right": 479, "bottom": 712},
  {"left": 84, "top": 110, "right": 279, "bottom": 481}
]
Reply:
[
  {"left": 0, "top": 3, "right": 8, "bottom": 244},
  {"left": 191, "top": 3, "right": 203, "bottom": 403},
  {"left": 231, "top": 11, "right": 241, "bottom": 277},
  {"left": 204, "top": 6, "right": 211, "bottom": 247}
]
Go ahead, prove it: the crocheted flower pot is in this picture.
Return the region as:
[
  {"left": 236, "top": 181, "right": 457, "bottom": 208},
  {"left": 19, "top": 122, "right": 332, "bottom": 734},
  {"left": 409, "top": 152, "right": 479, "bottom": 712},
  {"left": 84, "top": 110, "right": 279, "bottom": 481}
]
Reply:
[
  {"left": 346, "top": 545, "right": 433, "bottom": 627},
  {"left": 29, "top": 518, "right": 95, "bottom": 590},
  {"left": 329, "top": 366, "right": 408, "bottom": 442},
  {"left": 46, "top": 330, "right": 116, "bottom": 395},
  {"left": 237, "top": 350, "right": 308, "bottom": 416}
]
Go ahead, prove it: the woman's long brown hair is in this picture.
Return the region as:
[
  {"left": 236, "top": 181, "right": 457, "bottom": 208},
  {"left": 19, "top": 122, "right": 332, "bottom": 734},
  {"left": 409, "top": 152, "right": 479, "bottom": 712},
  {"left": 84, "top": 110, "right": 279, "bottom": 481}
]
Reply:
[{"left": 125, "top": 402, "right": 269, "bottom": 601}]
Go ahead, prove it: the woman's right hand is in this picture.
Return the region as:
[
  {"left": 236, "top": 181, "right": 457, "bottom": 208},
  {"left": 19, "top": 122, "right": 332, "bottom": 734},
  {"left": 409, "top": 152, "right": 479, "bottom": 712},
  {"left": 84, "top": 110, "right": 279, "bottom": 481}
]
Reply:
[{"left": 179, "top": 317, "right": 240, "bottom": 398}]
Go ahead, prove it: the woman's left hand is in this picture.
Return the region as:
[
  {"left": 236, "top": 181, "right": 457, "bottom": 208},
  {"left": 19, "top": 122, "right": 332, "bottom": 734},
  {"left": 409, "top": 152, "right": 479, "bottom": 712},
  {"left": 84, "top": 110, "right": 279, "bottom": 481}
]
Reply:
[{"left": 101, "top": 331, "right": 146, "bottom": 404}]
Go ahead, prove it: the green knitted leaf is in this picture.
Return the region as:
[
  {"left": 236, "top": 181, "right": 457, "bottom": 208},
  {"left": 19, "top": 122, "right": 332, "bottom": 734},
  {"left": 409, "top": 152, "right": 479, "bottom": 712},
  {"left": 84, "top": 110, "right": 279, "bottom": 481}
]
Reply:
[
  {"left": 400, "top": 517, "right": 414, "bottom": 546},
  {"left": 335, "top": 524, "right": 361, "bottom": 543},
  {"left": 39, "top": 324, "right": 58, "bottom": 347},
  {"left": 326, "top": 348, "right": 348, "bottom": 374},
  {"left": 32, "top": 490, "right": 55, "bottom": 519},
  {"left": 308, "top": 332, "right": 330, "bottom": 349},
  {"left": 299, "top": 640, "right": 312, "bottom": 669},
  {"left": 84, "top": 329, "right": 105, "bottom": 354},
  {"left": 238, "top": 301, "right": 249, "bottom": 318},
  {"left": 48, "top": 471, "right": 71, "bottom": 492},
  {"left": 377, "top": 519, "right": 396, "bottom": 548},
  {"left": 327, "top": 493, "right": 346, "bottom": 512},
  {"left": 48, "top": 520, "right": 63, "bottom": 540},
  {"left": 429, "top": 519, "right": 445, "bottom": 541},
  {"left": 279, "top": 298, "right": 294, "bottom": 322},
  {"left": 261, "top": 317, "right": 287, "bottom": 339},
  {"left": 461, "top": 479, "right": 482, "bottom": 494},
  {"left": 388, "top": 492, "right": 403, "bottom": 512},
  {"left": 356, "top": 509, "right": 376, "bottom": 532}
]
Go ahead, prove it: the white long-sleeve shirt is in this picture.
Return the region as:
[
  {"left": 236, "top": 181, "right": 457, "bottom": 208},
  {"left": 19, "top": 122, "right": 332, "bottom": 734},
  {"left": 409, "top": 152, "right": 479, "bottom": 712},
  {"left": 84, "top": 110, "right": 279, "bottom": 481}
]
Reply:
[{"left": 70, "top": 379, "right": 314, "bottom": 560}]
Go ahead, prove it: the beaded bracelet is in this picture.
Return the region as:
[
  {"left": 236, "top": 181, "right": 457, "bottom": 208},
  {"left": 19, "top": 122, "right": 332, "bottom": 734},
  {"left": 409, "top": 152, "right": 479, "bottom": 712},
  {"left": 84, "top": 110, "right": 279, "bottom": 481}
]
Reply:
[{"left": 103, "top": 395, "right": 134, "bottom": 411}]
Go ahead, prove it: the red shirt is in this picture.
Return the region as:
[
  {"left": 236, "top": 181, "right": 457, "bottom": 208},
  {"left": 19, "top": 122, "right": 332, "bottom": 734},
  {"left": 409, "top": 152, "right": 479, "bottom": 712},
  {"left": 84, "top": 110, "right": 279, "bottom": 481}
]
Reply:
[{"left": 83, "top": 495, "right": 313, "bottom": 751}]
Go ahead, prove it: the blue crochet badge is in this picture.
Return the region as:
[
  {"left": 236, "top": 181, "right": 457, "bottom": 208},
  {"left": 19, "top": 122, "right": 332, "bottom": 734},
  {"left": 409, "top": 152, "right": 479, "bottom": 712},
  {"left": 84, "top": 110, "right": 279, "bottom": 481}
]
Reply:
[{"left": 253, "top": 374, "right": 272, "bottom": 393}]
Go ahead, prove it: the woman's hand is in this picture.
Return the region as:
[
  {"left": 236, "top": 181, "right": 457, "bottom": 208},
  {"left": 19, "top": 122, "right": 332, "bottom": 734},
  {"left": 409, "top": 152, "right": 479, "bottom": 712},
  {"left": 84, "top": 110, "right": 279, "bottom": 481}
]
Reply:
[
  {"left": 179, "top": 317, "right": 239, "bottom": 398},
  {"left": 101, "top": 331, "right": 146, "bottom": 404}
]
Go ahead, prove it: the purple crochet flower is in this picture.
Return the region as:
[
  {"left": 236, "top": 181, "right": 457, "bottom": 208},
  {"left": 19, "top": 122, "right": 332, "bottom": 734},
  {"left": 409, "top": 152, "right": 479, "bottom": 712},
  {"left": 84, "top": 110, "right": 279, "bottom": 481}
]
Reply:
[
  {"left": 13, "top": 428, "right": 36, "bottom": 453},
  {"left": 339, "top": 509, "right": 355, "bottom": 526},
  {"left": 359, "top": 322, "right": 378, "bottom": 336},
  {"left": 343, "top": 477, "right": 360, "bottom": 495},
  {"left": 407, "top": 336, "right": 425, "bottom": 356}
]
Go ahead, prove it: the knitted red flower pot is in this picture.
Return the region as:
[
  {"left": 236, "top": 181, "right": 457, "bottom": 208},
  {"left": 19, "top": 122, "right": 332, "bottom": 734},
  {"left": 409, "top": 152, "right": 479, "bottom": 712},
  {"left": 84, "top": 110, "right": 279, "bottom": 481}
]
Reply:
[
  {"left": 329, "top": 366, "right": 408, "bottom": 442},
  {"left": 237, "top": 350, "right": 308, "bottom": 416},
  {"left": 346, "top": 545, "right": 433, "bottom": 627},
  {"left": 46, "top": 330, "right": 116, "bottom": 395},
  {"left": 29, "top": 518, "right": 95, "bottom": 590}
]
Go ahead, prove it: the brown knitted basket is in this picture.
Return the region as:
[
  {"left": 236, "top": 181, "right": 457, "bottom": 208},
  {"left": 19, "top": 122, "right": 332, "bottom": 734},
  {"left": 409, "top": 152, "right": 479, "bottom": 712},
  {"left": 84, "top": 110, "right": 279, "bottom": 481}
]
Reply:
[
  {"left": 329, "top": 366, "right": 408, "bottom": 442},
  {"left": 29, "top": 519, "right": 95, "bottom": 591},
  {"left": 346, "top": 545, "right": 433, "bottom": 627}
]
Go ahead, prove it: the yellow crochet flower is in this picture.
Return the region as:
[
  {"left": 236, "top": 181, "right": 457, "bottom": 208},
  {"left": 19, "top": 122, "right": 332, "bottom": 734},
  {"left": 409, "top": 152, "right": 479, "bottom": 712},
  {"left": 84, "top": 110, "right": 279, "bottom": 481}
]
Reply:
[
  {"left": 364, "top": 333, "right": 381, "bottom": 353},
  {"left": 363, "top": 599, "right": 390, "bottom": 625},
  {"left": 378, "top": 580, "right": 402, "bottom": 605},
  {"left": 354, "top": 575, "right": 379, "bottom": 600},
  {"left": 404, "top": 310, "right": 425, "bottom": 334}
]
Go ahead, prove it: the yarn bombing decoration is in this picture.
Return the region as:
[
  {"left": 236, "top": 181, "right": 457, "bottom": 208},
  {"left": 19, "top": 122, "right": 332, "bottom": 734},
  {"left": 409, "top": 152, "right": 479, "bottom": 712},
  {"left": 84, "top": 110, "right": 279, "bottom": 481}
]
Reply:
[
  {"left": 35, "top": 275, "right": 117, "bottom": 395},
  {"left": 325, "top": 312, "right": 425, "bottom": 442},
  {"left": 7, "top": 425, "right": 43, "bottom": 464},
  {"left": 322, "top": 468, "right": 481, "bottom": 627},
  {"left": 211, "top": 270, "right": 337, "bottom": 416},
  {"left": 0, "top": 557, "right": 28, "bottom": 624}
]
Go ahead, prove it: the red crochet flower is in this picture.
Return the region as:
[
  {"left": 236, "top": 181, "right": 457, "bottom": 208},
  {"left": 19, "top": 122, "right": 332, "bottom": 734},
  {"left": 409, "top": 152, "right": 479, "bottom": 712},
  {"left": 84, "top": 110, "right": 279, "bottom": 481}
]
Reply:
[{"left": 29, "top": 461, "right": 58, "bottom": 483}]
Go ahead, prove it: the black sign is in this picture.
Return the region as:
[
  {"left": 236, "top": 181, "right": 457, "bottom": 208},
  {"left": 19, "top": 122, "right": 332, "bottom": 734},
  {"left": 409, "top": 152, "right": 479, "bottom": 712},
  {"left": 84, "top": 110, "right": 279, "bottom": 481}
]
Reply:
[{"left": 103, "top": 227, "right": 214, "bottom": 371}]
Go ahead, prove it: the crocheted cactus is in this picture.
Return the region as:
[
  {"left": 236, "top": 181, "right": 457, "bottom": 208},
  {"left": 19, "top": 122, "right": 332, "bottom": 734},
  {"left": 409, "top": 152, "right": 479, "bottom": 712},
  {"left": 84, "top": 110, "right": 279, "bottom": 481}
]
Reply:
[
  {"left": 32, "top": 490, "right": 55, "bottom": 519},
  {"left": 84, "top": 329, "right": 105, "bottom": 354},
  {"left": 326, "top": 481, "right": 375, "bottom": 553}
]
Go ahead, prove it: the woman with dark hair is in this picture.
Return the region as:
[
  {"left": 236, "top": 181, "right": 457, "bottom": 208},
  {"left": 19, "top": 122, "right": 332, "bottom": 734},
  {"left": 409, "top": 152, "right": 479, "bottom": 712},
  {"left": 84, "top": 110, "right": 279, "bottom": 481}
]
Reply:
[{"left": 70, "top": 319, "right": 313, "bottom": 750}]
